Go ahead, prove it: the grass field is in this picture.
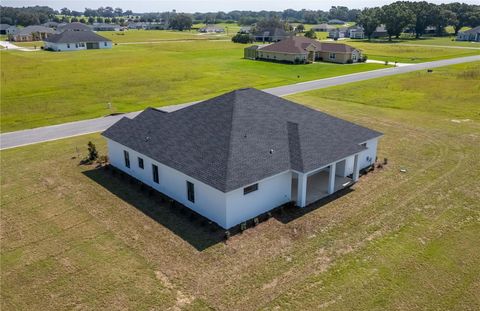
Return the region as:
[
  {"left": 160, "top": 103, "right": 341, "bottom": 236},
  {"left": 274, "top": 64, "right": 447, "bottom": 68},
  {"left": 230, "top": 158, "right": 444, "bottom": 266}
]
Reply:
[
  {"left": 346, "top": 40, "right": 479, "bottom": 63},
  {"left": 0, "top": 41, "right": 385, "bottom": 132},
  {"left": 1, "top": 62, "right": 479, "bottom": 310}
]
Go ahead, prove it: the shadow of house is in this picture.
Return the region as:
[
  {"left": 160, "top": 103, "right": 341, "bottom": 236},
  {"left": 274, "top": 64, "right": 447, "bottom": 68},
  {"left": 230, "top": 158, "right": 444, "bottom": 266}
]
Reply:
[{"left": 83, "top": 166, "right": 225, "bottom": 251}]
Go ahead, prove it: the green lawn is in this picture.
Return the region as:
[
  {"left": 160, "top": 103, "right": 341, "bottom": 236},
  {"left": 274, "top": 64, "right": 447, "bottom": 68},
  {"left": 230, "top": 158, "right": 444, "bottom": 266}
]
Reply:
[
  {"left": 346, "top": 40, "right": 479, "bottom": 63},
  {"left": 347, "top": 35, "right": 480, "bottom": 48},
  {"left": 1, "top": 62, "right": 479, "bottom": 310},
  {"left": 0, "top": 41, "right": 385, "bottom": 132}
]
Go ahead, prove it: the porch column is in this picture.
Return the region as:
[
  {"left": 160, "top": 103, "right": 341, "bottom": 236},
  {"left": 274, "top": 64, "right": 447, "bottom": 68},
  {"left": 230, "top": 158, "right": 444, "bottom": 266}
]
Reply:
[
  {"left": 328, "top": 162, "right": 337, "bottom": 194},
  {"left": 353, "top": 154, "right": 360, "bottom": 182},
  {"left": 297, "top": 173, "right": 308, "bottom": 208}
]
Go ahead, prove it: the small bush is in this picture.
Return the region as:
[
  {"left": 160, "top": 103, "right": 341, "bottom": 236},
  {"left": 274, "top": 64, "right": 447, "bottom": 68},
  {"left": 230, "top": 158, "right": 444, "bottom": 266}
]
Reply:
[
  {"left": 232, "top": 33, "right": 253, "bottom": 44},
  {"left": 346, "top": 59, "right": 353, "bottom": 64},
  {"left": 253, "top": 217, "right": 259, "bottom": 226},
  {"left": 240, "top": 222, "right": 247, "bottom": 232},
  {"left": 225, "top": 231, "right": 231, "bottom": 240},
  {"left": 87, "top": 141, "right": 98, "bottom": 161}
]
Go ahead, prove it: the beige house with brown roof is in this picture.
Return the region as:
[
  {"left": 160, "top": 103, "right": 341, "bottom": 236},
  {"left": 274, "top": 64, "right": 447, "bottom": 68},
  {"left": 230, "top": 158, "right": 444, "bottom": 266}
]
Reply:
[{"left": 245, "top": 36, "right": 362, "bottom": 64}]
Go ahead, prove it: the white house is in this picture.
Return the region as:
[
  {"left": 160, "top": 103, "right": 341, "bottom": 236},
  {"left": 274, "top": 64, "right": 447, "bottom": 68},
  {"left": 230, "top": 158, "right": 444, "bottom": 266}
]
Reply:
[
  {"left": 102, "top": 88, "right": 382, "bottom": 229},
  {"left": 456, "top": 26, "right": 480, "bottom": 42},
  {"left": 44, "top": 30, "right": 112, "bottom": 51}
]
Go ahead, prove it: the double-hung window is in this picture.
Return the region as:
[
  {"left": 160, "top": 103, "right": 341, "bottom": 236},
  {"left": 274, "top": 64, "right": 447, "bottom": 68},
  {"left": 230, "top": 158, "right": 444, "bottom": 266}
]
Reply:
[{"left": 138, "top": 157, "right": 144, "bottom": 169}]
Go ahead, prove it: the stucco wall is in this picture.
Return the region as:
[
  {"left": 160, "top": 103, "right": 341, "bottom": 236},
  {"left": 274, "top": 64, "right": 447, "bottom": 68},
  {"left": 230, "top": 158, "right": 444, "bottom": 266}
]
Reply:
[
  {"left": 342, "top": 138, "right": 379, "bottom": 176},
  {"left": 225, "top": 171, "right": 292, "bottom": 228},
  {"left": 107, "top": 139, "right": 228, "bottom": 228},
  {"left": 44, "top": 41, "right": 112, "bottom": 51},
  {"left": 257, "top": 50, "right": 306, "bottom": 63}
]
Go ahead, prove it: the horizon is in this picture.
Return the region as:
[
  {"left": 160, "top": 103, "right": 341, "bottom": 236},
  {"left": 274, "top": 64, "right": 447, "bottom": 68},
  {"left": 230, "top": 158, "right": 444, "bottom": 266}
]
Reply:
[{"left": 1, "top": 0, "right": 479, "bottom": 13}]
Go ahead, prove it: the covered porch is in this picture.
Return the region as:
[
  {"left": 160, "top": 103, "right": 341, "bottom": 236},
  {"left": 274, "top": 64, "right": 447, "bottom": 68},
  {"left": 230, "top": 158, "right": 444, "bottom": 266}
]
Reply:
[{"left": 292, "top": 154, "right": 360, "bottom": 207}]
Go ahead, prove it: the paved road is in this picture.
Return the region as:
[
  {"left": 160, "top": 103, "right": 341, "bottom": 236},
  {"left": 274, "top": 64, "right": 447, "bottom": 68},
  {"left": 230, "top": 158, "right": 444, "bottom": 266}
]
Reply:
[{"left": 1, "top": 54, "right": 479, "bottom": 150}]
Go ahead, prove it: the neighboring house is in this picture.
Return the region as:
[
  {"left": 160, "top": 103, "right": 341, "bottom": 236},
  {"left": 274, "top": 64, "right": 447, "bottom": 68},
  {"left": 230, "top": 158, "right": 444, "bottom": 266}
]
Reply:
[
  {"left": 5, "top": 25, "right": 17, "bottom": 35},
  {"left": 246, "top": 36, "right": 362, "bottom": 64},
  {"left": 127, "top": 22, "right": 167, "bottom": 30},
  {"left": 92, "top": 23, "right": 121, "bottom": 31},
  {"left": 239, "top": 26, "right": 252, "bottom": 34},
  {"left": 56, "top": 22, "right": 92, "bottom": 32},
  {"left": 311, "top": 24, "right": 335, "bottom": 32},
  {"left": 328, "top": 19, "right": 346, "bottom": 25},
  {"left": 457, "top": 26, "right": 480, "bottom": 42},
  {"left": 198, "top": 25, "right": 225, "bottom": 33},
  {"left": 44, "top": 30, "right": 112, "bottom": 51},
  {"left": 253, "top": 27, "right": 290, "bottom": 42},
  {"left": 348, "top": 26, "right": 365, "bottom": 39},
  {"left": 328, "top": 27, "right": 348, "bottom": 39},
  {"left": 0, "top": 24, "right": 12, "bottom": 35},
  {"left": 102, "top": 88, "right": 381, "bottom": 229},
  {"left": 372, "top": 25, "right": 388, "bottom": 38},
  {"left": 8, "top": 25, "right": 55, "bottom": 42}
]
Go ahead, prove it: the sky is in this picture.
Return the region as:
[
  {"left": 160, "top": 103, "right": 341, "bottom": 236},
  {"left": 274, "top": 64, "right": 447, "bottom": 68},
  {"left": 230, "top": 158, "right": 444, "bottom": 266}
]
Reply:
[{"left": 1, "top": 0, "right": 477, "bottom": 13}]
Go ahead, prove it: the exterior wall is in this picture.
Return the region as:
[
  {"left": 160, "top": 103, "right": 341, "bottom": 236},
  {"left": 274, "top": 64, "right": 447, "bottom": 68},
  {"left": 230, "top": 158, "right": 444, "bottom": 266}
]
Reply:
[
  {"left": 318, "top": 50, "right": 361, "bottom": 64},
  {"left": 107, "top": 139, "right": 228, "bottom": 228},
  {"left": 225, "top": 171, "right": 292, "bottom": 228},
  {"left": 44, "top": 41, "right": 112, "bottom": 51},
  {"left": 257, "top": 50, "right": 306, "bottom": 63},
  {"left": 342, "top": 138, "right": 379, "bottom": 176}
]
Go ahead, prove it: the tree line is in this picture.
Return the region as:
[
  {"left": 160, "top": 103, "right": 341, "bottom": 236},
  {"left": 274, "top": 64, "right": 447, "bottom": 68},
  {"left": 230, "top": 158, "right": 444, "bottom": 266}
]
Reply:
[
  {"left": 358, "top": 1, "right": 479, "bottom": 40},
  {"left": 1, "top": 2, "right": 479, "bottom": 38}
]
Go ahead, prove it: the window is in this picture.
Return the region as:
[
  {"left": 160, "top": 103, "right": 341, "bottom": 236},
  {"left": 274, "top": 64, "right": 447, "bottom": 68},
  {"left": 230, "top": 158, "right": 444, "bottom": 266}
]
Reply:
[
  {"left": 104, "top": 42, "right": 107, "bottom": 46},
  {"left": 124, "top": 150, "right": 130, "bottom": 168},
  {"left": 75, "top": 43, "right": 78, "bottom": 48},
  {"left": 352, "top": 54, "right": 357, "bottom": 61},
  {"left": 243, "top": 183, "right": 258, "bottom": 195},
  {"left": 138, "top": 157, "right": 144, "bottom": 169},
  {"left": 187, "top": 181, "right": 195, "bottom": 203},
  {"left": 152, "top": 164, "right": 159, "bottom": 183},
  {"left": 361, "top": 142, "right": 367, "bottom": 148},
  {"left": 329, "top": 53, "right": 336, "bottom": 59},
  {"left": 67, "top": 43, "right": 70, "bottom": 48}
]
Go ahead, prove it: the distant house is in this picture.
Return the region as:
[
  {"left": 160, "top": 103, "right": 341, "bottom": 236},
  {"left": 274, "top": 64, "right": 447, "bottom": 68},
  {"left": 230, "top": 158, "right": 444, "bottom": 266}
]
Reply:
[
  {"left": 0, "top": 24, "right": 15, "bottom": 35},
  {"left": 253, "top": 28, "right": 290, "bottom": 42},
  {"left": 56, "top": 22, "right": 92, "bottom": 32},
  {"left": 328, "top": 19, "right": 346, "bottom": 25},
  {"left": 310, "top": 24, "right": 336, "bottom": 32},
  {"left": 127, "top": 22, "right": 167, "bottom": 30},
  {"left": 198, "top": 25, "right": 225, "bottom": 33},
  {"left": 44, "top": 30, "right": 112, "bottom": 51},
  {"left": 328, "top": 27, "right": 348, "bottom": 39},
  {"left": 8, "top": 26, "right": 55, "bottom": 42},
  {"left": 372, "top": 25, "right": 388, "bottom": 38},
  {"left": 348, "top": 26, "right": 365, "bottom": 39},
  {"left": 457, "top": 26, "right": 480, "bottom": 42},
  {"left": 239, "top": 26, "right": 252, "bottom": 34},
  {"left": 245, "top": 36, "right": 362, "bottom": 64},
  {"left": 103, "top": 88, "right": 381, "bottom": 229},
  {"left": 92, "top": 23, "right": 121, "bottom": 31}
]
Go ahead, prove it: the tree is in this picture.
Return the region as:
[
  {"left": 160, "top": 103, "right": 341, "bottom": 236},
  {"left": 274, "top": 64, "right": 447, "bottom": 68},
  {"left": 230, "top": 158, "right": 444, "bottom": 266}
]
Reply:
[
  {"left": 296, "top": 24, "right": 305, "bottom": 32},
  {"left": 329, "top": 6, "right": 349, "bottom": 21},
  {"left": 380, "top": 1, "right": 415, "bottom": 41},
  {"left": 170, "top": 13, "right": 193, "bottom": 31},
  {"left": 71, "top": 17, "right": 79, "bottom": 22},
  {"left": 445, "top": 2, "right": 476, "bottom": 35},
  {"left": 96, "top": 16, "right": 104, "bottom": 23},
  {"left": 255, "top": 17, "right": 290, "bottom": 32},
  {"left": 79, "top": 17, "right": 87, "bottom": 24},
  {"left": 60, "top": 7, "right": 70, "bottom": 16},
  {"left": 231, "top": 33, "right": 253, "bottom": 43},
  {"left": 114, "top": 7, "right": 123, "bottom": 16},
  {"left": 358, "top": 7, "right": 381, "bottom": 40},
  {"left": 303, "top": 11, "right": 319, "bottom": 24},
  {"left": 431, "top": 5, "right": 456, "bottom": 36},
  {"left": 411, "top": 1, "right": 437, "bottom": 38},
  {"left": 304, "top": 29, "right": 317, "bottom": 39},
  {"left": 87, "top": 141, "right": 98, "bottom": 161}
]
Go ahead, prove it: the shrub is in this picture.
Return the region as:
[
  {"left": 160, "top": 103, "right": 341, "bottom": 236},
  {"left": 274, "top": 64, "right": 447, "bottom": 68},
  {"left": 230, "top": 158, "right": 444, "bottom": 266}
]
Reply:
[
  {"left": 240, "top": 222, "right": 247, "bottom": 232},
  {"left": 304, "top": 29, "right": 317, "bottom": 39},
  {"left": 231, "top": 33, "right": 253, "bottom": 44},
  {"left": 87, "top": 141, "right": 98, "bottom": 161},
  {"left": 346, "top": 59, "right": 353, "bottom": 64}
]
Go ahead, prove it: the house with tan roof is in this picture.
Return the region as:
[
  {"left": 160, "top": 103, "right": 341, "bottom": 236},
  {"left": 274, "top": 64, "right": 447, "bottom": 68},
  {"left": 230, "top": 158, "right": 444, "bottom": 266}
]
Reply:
[{"left": 244, "top": 36, "right": 362, "bottom": 64}]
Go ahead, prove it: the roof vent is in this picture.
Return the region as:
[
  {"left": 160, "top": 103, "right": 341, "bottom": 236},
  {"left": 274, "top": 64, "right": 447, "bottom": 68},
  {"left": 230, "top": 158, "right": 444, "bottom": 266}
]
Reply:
[
  {"left": 145, "top": 136, "right": 151, "bottom": 142},
  {"left": 269, "top": 149, "right": 274, "bottom": 154}
]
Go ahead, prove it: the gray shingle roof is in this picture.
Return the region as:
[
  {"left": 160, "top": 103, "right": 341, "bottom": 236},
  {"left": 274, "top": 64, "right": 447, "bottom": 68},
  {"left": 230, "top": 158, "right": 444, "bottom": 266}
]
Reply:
[
  {"left": 258, "top": 37, "right": 358, "bottom": 54},
  {"left": 44, "top": 30, "right": 111, "bottom": 43},
  {"left": 102, "top": 88, "right": 382, "bottom": 192}
]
